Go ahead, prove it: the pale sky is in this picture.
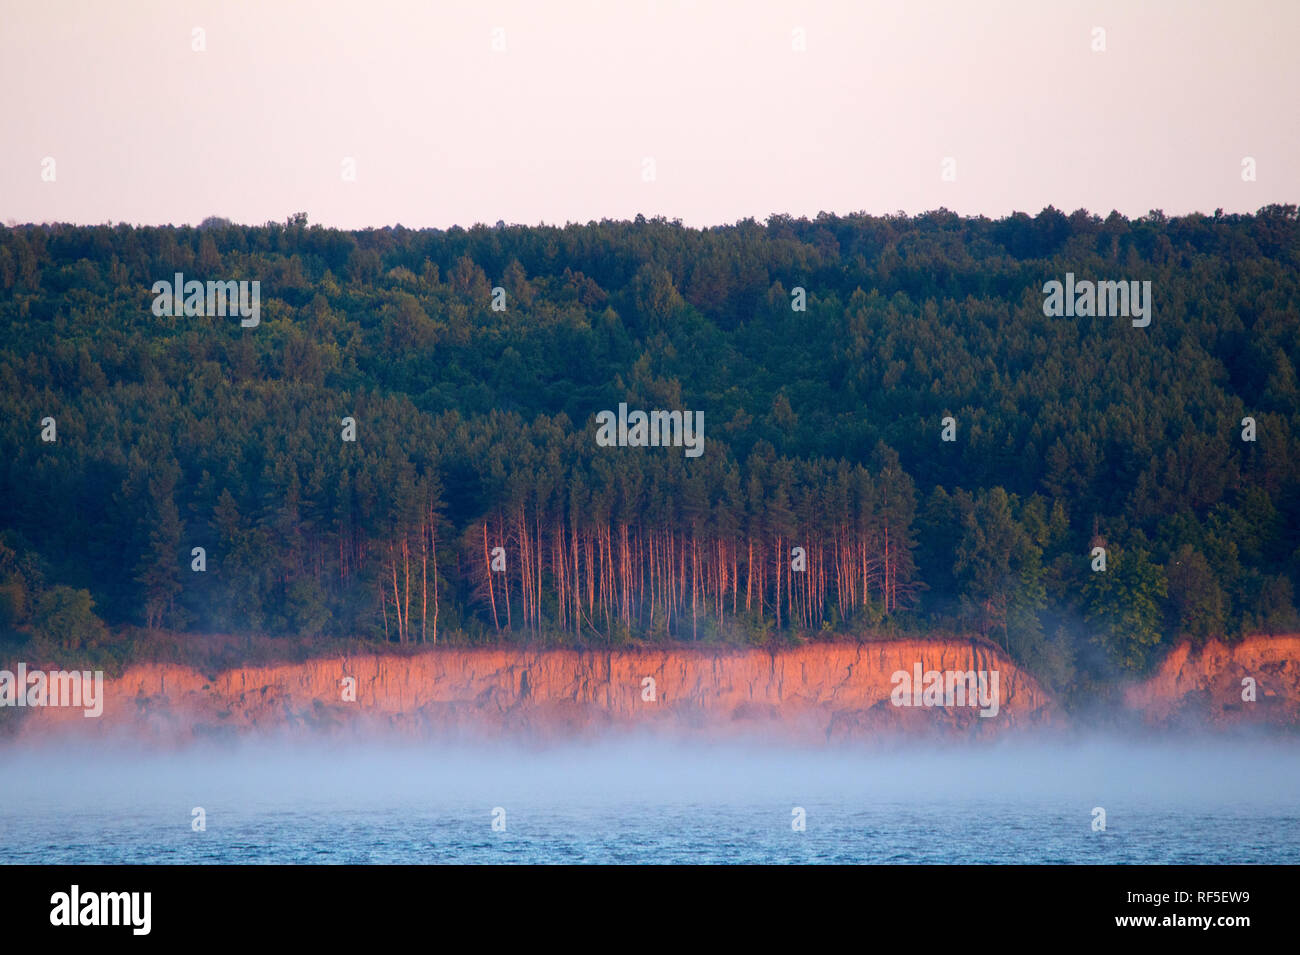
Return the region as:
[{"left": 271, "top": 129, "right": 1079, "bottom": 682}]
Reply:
[{"left": 2, "top": 0, "right": 1297, "bottom": 228}]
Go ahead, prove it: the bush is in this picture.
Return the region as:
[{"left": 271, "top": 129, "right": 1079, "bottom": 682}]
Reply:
[{"left": 31, "top": 586, "right": 108, "bottom": 652}]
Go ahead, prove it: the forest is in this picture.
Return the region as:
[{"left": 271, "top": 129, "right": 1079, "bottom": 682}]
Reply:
[{"left": 1, "top": 206, "right": 1297, "bottom": 699}]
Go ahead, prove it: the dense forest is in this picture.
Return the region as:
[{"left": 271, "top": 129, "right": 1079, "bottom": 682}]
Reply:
[{"left": 1, "top": 206, "right": 1297, "bottom": 697}]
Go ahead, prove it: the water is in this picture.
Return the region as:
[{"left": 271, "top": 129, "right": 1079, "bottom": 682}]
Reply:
[{"left": 2, "top": 733, "right": 1297, "bottom": 864}]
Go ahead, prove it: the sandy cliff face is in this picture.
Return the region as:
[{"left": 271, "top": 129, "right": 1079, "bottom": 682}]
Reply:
[
  {"left": 9, "top": 634, "right": 1298, "bottom": 742},
  {"left": 1124, "top": 634, "right": 1300, "bottom": 727},
  {"left": 9, "top": 640, "right": 1053, "bottom": 743}
]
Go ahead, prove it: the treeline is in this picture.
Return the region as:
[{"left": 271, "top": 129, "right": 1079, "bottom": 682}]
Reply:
[
  {"left": 0, "top": 382, "right": 918, "bottom": 647},
  {"left": 465, "top": 449, "right": 917, "bottom": 644},
  {"left": 1, "top": 207, "right": 1298, "bottom": 695}
]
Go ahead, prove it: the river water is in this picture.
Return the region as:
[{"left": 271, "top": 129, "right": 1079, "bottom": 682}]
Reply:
[{"left": 2, "top": 733, "right": 1297, "bottom": 864}]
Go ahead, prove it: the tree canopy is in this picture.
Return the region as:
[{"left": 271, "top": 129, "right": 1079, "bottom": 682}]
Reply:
[{"left": 1, "top": 206, "right": 1297, "bottom": 696}]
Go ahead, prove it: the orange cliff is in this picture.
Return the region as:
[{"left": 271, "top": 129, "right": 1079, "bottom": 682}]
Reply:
[
  {"left": 1124, "top": 633, "right": 1300, "bottom": 727},
  {"left": 8, "top": 639, "right": 1054, "bottom": 743},
  {"left": 11, "top": 634, "right": 1299, "bottom": 743}
]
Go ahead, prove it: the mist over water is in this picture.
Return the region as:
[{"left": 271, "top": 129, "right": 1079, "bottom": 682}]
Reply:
[{"left": 2, "top": 731, "right": 1297, "bottom": 863}]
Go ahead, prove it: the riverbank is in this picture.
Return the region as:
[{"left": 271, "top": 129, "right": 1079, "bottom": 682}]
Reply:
[
  {"left": 4, "top": 633, "right": 1298, "bottom": 742},
  {"left": 5, "top": 638, "right": 1049, "bottom": 742}
]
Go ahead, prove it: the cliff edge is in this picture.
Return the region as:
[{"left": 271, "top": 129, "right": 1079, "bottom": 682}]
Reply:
[{"left": 9, "top": 639, "right": 1051, "bottom": 742}]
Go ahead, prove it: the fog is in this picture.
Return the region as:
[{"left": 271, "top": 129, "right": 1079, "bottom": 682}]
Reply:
[{"left": 4, "top": 729, "right": 1298, "bottom": 815}]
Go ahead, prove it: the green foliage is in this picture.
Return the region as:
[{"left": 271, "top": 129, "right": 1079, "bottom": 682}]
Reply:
[
  {"left": 1165, "top": 545, "right": 1226, "bottom": 641},
  {"left": 31, "top": 586, "right": 108, "bottom": 652},
  {"left": 1084, "top": 548, "right": 1169, "bottom": 672},
  {"left": 0, "top": 573, "right": 28, "bottom": 630},
  {"left": 1, "top": 209, "right": 1298, "bottom": 694}
]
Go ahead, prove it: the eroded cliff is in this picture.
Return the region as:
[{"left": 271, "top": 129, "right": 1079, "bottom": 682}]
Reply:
[
  {"left": 10, "top": 639, "right": 1052, "bottom": 743},
  {"left": 1124, "top": 634, "right": 1300, "bottom": 727},
  {"left": 10, "top": 634, "right": 1299, "bottom": 742}
]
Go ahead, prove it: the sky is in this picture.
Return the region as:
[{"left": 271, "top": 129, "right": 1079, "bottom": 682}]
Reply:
[{"left": 2, "top": 0, "right": 1297, "bottom": 229}]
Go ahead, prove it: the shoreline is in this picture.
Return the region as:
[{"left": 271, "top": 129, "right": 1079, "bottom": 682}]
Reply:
[{"left": 4, "top": 634, "right": 1297, "bottom": 742}]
